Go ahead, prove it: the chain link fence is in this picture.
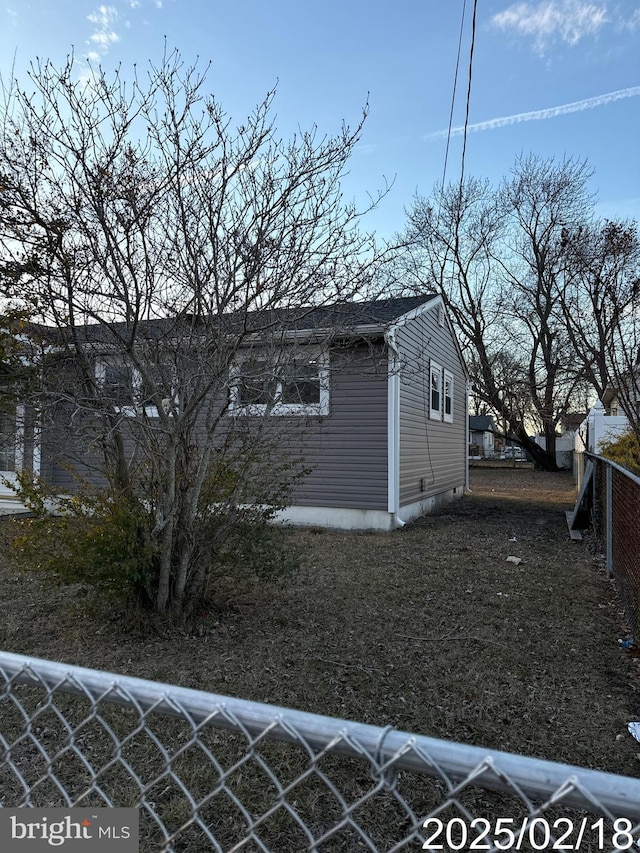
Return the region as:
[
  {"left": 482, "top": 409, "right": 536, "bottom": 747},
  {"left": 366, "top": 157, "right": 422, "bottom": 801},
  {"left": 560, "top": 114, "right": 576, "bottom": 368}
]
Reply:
[
  {"left": 584, "top": 453, "right": 640, "bottom": 643},
  {"left": 2, "top": 650, "right": 640, "bottom": 852}
]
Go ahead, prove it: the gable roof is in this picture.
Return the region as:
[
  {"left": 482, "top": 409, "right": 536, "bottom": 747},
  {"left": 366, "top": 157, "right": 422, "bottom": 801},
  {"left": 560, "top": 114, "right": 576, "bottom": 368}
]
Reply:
[
  {"left": 294, "top": 295, "right": 437, "bottom": 328},
  {"left": 32, "top": 295, "right": 440, "bottom": 346},
  {"left": 469, "top": 415, "right": 496, "bottom": 432}
]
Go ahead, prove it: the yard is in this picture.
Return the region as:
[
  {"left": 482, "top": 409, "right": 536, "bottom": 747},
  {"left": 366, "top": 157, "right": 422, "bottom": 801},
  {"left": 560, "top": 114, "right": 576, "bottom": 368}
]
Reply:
[
  {"left": 1, "top": 467, "right": 639, "bottom": 849},
  {"left": 1, "top": 467, "right": 638, "bottom": 770}
]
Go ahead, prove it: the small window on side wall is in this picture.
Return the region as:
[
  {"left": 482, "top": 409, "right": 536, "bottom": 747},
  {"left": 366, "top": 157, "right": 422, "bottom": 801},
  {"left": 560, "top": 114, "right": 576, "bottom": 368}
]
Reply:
[
  {"left": 429, "top": 362, "right": 442, "bottom": 420},
  {"left": 443, "top": 369, "right": 454, "bottom": 422}
]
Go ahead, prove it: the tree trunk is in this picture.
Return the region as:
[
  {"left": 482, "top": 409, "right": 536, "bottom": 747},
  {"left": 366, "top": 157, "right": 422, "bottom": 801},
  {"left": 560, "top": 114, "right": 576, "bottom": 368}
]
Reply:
[
  {"left": 516, "top": 428, "right": 559, "bottom": 471},
  {"left": 155, "top": 446, "right": 178, "bottom": 613}
]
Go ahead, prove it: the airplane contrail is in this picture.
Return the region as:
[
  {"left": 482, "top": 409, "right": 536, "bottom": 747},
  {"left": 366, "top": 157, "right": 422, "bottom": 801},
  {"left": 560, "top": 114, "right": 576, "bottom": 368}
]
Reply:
[{"left": 427, "top": 85, "right": 640, "bottom": 139}]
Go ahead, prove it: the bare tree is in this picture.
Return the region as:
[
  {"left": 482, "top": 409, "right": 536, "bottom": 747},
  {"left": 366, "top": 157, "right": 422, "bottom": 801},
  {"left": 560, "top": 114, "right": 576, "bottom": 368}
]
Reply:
[
  {"left": 0, "top": 50, "right": 385, "bottom": 616},
  {"left": 401, "top": 155, "right": 610, "bottom": 470},
  {"left": 559, "top": 219, "right": 640, "bottom": 440},
  {"left": 497, "top": 155, "right": 595, "bottom": 465}
]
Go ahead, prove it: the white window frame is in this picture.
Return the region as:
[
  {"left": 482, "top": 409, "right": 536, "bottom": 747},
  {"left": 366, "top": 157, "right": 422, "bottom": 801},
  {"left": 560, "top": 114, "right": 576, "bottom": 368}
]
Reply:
[
  {"left": 429, "top": 361, "right": 442, "bottom": 420},
  {"left": 443, "top": 369, "right": 454, "bottom": 423},
  {"left": 229, "top": 350, "right": 330, "bottom": 417},
  {"left": 96, "top": 359, "right": 137, "bottom": 417},
  {"left": 95, "top": 359, "right": 167, "bottom": 418}
]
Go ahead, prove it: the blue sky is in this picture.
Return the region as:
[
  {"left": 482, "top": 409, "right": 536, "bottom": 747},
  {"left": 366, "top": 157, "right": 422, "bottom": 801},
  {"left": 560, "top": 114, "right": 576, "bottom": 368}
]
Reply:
[{"left": 1, "top": 0, "right": 639, "bottom": 240}]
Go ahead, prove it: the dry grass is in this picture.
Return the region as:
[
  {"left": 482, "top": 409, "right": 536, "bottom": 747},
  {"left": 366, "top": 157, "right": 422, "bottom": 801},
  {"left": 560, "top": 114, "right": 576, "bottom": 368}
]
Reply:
[{"left": 1, "top": 467, "right": 639, "bottom": 850}]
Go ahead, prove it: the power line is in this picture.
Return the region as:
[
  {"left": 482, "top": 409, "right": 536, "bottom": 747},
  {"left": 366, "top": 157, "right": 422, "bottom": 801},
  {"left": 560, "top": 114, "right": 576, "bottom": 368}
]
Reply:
[
  {"left": 459, "top": 0, "right": 479, "bottom": 189},
  {"left": 441, "top": 0, "right": 468, "bottom": 192}
]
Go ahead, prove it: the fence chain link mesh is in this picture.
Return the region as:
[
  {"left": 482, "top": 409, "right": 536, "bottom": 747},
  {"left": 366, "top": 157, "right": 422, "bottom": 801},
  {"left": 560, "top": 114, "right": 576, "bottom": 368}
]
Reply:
[
  {"left": 588, "top": 454, "right": 640, "bottom": 642},
  {"left": 1, "top": 651, "right": 640, "bottom": 852}
]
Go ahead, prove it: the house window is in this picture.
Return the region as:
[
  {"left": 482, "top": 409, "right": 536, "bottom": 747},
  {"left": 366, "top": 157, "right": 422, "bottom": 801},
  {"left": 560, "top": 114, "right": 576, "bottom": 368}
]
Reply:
[
  {"left": 96, "top": 358, "right": 169, "bottom": 417},
  {"left": 0, "top": 409, "right": 15, "bottom": 471},
  {"left": 230, "top": 350, "right": 329, "bottom": 416},
  {"left": 443, "top": 369, "right": 454, "bottom": 423},
  {"left": 96, "top": 358, "right": 136, "bottom": 412},
  {"left": 430, "top": 362, "right": 442, "bottom": 419},
  {"left": 101, "top": 360, "right": 134, "bottom": 407},
  {"left": 236, "top": 360, "right": 279, "bottom": 407},
  {"left": 280, "top": 356, "right": 325, "bottom": 405}
]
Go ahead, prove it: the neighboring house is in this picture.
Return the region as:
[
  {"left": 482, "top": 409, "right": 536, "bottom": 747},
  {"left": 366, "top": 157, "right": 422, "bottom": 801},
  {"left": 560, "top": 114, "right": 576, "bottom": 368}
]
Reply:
[
  {"left": 602, "top": 381, "right": 640, "bottom": 419},
  {"left": 560, "top": 412, "right": 589, "bottom": 434},
  {"left": 602, "top": 385, "right": 624, "bottom": 417},
  {"left": 1, "top": 295, "right": 469, "bottom": 531},
  {"left": 468, "top": 415, "right": 497, "bottom": 458}
]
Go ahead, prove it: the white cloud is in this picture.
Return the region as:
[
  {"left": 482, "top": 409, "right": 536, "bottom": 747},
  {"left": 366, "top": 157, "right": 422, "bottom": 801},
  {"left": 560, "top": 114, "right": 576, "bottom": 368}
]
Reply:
[
  {"left": 427, "top": 85, "right": 640, "bottom": 138},
  {"left": 87, "top": 5, "right": 120, "bottom": 56},
  {"left": 621, "top": 8, "right": 640, "bottom": 30},
  {"left": 80, "top": 0, "right": 164, "bottom": 70},
  {"left": 491, "top": 1, "right": 609, "bottom": 53}
]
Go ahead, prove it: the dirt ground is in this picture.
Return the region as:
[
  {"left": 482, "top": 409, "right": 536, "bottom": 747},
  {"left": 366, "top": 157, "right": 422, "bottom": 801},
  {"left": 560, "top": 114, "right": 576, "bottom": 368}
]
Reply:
[
  {"left": 0, "top": 467, "right": 638, "bottom": 768},
  {"left": 1, "top": 467, "right": 639, "bottom": 849}
]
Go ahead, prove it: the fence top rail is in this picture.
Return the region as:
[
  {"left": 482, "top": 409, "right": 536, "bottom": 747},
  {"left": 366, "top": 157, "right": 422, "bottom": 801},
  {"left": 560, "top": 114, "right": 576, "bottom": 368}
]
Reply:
[
  {"left": 2, "top": 649, "right": 640, "bottom": 820},
  {"left": 585, "top": 451, "right": 640, "bottom": 487}
]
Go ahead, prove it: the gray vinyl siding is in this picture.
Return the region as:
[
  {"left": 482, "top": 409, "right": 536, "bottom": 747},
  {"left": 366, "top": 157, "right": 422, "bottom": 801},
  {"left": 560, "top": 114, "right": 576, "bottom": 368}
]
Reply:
[
  {"left": 42, "top": 407, "right": 113, "bottom": 491},
  {"left": 230, "top": 344, "right": 389, "bottom": 511},
  {"left": 288, "top": 345, "right": 388, "bottom": 510},
  {"left": 211, "top": 342, "right": 388, "bottom": 510},
  {"left": 396, "top": 306, "right": 467, "bottom": 507},
  {"left": 42, "top": 343, "right": 389, "bottom": 511}
]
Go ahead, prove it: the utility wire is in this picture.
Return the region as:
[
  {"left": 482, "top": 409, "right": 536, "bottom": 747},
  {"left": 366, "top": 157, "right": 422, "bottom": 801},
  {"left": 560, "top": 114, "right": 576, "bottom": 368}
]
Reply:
[
  {"left": 441, "top": 0, "right": 468, "bottom": 192},
  {"left": 459, "top": 0, "right": 479, "bottom": 190}
]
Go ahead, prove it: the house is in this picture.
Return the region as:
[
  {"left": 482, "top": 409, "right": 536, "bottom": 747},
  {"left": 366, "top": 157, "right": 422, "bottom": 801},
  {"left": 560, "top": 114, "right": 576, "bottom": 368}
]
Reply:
[
  {"left": 560, "top": 412, "right": 589, "bottom": 434},
  {"left": 602, "top": 379, "right": 640, "bottom": 420},
  {"left": 468, "top": 415, "right": 497, "bottom": 458},
  {"left": 1, "top": 295, "right": 469, "bottom": 531}
]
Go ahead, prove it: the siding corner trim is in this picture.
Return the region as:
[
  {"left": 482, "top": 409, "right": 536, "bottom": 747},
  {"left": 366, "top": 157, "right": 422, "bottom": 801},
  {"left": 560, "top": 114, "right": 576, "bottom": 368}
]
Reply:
[{"left": 385, "top": 329, "right": 400, "bottom": 517}]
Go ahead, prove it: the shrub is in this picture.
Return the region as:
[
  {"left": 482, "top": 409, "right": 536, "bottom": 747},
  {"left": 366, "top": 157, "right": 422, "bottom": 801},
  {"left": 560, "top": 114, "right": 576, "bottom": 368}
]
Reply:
[
  {"left": 187, "top": 451, "right": 305, "bottom": 610},
  {"left": 598, "top": 429, "right": 640, "bottom": 476},
  {"left": 6, "top": 461, "right": 303, "bottom": 619},
  {"left": 6, "top": 473, "right": 158, "bottom": 606}
]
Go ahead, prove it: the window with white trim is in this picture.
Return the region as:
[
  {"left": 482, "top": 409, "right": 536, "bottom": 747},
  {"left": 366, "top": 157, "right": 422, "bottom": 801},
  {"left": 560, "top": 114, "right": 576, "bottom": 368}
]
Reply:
[
  {"left": 96, "top": 358, "right": 173, "bottom": 417},
  {"left": 96, "top": 359, "right": 133, "bottom": 407},
  {"left": 429, "top": 361, "right": 442, "bottom": 420},
  {"left": 230, "top": 349, "right": 329, "bottom": 416},
  {"left": 96, "top": 358, "right": 136, "bottom": 415},
  {"left": 443, "top": 369, "right": 454, "bottom": 422}
]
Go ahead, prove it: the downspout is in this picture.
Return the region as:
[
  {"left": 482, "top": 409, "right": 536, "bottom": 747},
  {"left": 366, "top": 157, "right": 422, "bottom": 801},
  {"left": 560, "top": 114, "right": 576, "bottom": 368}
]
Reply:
[
  {"left": 385, "top": 328, "right": 405, "bottom": 528},
  {"left": 465, "top": 380, "right": 472, "bottom": 493}
]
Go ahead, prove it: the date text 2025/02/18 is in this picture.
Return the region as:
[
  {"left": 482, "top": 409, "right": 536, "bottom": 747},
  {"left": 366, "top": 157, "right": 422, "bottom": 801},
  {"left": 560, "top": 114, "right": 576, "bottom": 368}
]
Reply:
[{"left": 422, "top": 816, "right": 638, "bottom": 850}]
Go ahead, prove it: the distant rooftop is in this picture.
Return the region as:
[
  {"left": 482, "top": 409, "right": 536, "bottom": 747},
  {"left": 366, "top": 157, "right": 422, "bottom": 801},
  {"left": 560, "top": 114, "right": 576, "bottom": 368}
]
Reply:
[{"left": 469, "top": 415, "right": 496, "bottom": 432}]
